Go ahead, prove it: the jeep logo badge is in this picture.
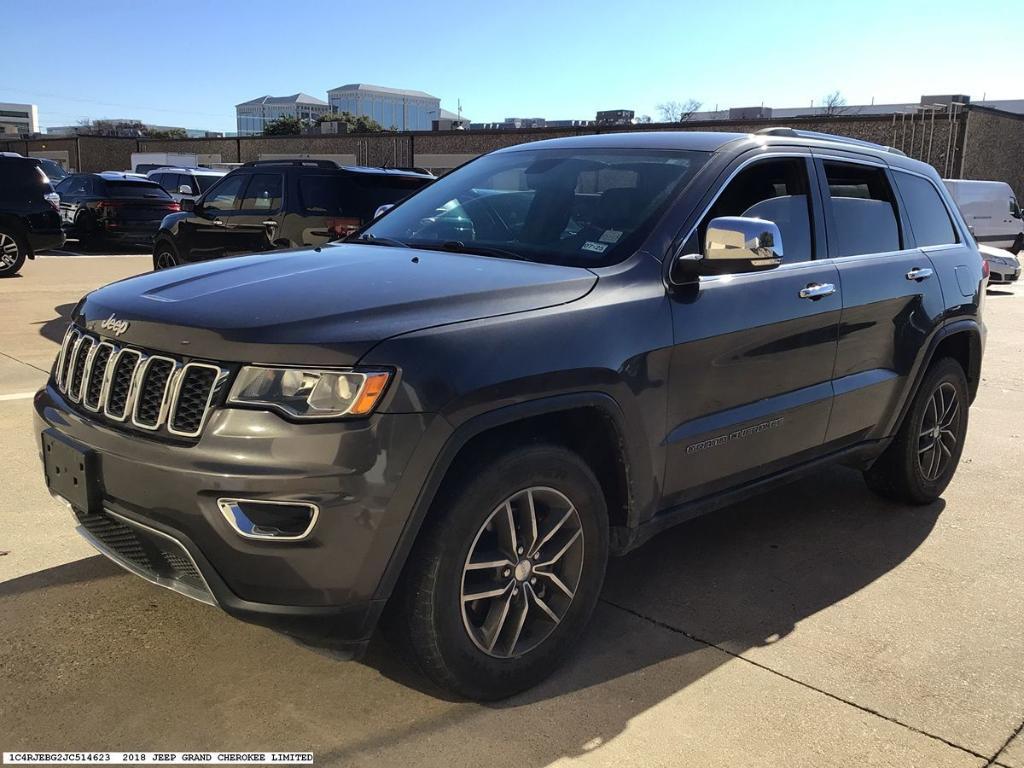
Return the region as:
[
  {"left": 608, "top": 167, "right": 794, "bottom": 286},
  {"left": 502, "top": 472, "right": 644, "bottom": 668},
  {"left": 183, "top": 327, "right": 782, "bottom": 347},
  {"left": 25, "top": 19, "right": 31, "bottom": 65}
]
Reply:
[{"left": 100, "top": 313, "right": 129, "bottom": 336}]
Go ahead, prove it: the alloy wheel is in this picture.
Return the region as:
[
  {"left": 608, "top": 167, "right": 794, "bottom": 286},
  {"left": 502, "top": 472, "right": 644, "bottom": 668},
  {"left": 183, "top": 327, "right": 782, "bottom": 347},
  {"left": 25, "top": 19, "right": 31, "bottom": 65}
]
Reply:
[
  {"left": 0, "top": 233, "right": 19, "bottom": 268},
  {"left": 461, "top": 486, "right": 585, "bottom": 658},
  {"left": 155, "top": 250, "right": 177, "bottom": 270},
  {"left": 918, "top": 381, "right": 960, "bottom": 481}
]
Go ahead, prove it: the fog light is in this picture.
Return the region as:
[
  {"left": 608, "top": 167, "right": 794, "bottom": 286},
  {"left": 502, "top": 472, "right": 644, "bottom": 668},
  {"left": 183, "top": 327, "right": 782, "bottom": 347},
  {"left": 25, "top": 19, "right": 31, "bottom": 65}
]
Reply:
[{"left": 217, "top": 498, "right": 319, "bottom": 541}]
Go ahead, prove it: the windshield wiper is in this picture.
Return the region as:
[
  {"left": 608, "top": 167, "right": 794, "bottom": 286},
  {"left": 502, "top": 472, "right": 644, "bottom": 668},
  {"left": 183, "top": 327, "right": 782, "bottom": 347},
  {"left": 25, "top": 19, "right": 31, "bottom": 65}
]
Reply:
[
  {"left": 418, "top": 240, "right": 530, "bottom": 261},
  {"left": 355, "top": 234, "right": 410, "bottom": 249}
]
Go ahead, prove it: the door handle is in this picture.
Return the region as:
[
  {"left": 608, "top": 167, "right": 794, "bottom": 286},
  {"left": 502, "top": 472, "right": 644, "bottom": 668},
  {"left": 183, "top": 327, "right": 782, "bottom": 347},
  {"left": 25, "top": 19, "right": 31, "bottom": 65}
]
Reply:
[
  {"left": 906, "top": 267, "right": 934, "bottom": 281},
  {"left": 799, "top": 282, "right": 836, "bottom": 300},
  {"left": 212, "top": 218, "right": 226, "bottom": 227},
  {"left": 261, "top": 220, "right": 278, "bottom": 227}
]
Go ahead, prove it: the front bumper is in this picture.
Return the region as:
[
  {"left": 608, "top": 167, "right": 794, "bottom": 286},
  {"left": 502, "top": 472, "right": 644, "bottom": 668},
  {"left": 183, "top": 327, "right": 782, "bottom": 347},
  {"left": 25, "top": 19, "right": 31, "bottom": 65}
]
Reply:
[
  {"left": 35, "top": 384, "right": 437, "bottom": 652},
  {"left": 989, "top": 265, "right": 1020, "bottom": 284}
]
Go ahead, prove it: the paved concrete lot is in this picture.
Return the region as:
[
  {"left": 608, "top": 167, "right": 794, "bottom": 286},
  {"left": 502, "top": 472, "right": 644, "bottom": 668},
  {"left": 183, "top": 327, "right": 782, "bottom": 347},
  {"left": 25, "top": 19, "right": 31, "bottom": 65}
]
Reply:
[{"left": 1, "top": 255, "right": 1022, "bottom": 767}]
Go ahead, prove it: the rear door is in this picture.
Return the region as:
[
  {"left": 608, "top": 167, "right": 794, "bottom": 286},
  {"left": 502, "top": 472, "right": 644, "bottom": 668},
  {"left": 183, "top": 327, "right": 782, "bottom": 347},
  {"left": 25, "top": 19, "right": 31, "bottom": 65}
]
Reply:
[
  {"left": 662, "top": 151, "right": 841, "bottom": 507},
  {"left": 813, "top": 152, "right": 946, "bottom": 446}
]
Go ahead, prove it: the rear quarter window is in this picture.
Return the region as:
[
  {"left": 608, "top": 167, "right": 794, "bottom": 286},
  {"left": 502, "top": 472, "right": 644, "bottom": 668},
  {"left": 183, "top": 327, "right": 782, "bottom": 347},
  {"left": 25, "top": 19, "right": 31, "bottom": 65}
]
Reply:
[
  {"left": 299, "top": 174, "right": 429, "bottom": 220},
  {"left": 892, "top": 171, "right": 958, "bottom": 247}
]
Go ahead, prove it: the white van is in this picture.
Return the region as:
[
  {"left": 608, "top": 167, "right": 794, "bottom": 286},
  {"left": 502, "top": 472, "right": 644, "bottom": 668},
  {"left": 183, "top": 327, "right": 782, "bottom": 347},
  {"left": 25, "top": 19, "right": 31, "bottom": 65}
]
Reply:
[{"left": 943, "top": 179, "right": 1024, "bottom": 253}]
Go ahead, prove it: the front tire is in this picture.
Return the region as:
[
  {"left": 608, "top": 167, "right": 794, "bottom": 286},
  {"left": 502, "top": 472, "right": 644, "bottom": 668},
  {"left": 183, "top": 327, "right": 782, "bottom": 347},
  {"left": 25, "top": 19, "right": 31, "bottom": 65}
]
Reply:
[
  {"left": 864, "top": 357, "right": 969, "bottom": 504},
  {"left": 0, "top": 226, "right": 28, "bottom": 277},
  {"left": 393, "top": 444, "right": 609, "bottom": 700},
  {"left": 153, "top": 240, "right": 181, "bottom": 270}
]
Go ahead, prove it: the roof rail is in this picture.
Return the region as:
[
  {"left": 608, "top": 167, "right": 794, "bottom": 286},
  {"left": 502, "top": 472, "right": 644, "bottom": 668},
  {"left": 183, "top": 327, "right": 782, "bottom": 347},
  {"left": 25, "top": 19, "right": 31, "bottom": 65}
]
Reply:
[
  {"left": 242, "top": 159, "right": 340, "bottom": 168},
  {"left": 756, "top": 127, "right": 907, "bottom": 157}
]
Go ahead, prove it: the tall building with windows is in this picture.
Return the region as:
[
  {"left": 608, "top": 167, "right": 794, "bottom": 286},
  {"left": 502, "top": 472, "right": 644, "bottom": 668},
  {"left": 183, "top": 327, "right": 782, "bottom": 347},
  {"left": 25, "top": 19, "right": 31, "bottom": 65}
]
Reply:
[
  {"left": 235, "top": 93, "right": 330, "bottom": 136},
  {"left": 327, "top": 84, "right": 440, "bottom": 131},
  {"left": 0, "top": 102, "right": 39, "bottom": 135}
]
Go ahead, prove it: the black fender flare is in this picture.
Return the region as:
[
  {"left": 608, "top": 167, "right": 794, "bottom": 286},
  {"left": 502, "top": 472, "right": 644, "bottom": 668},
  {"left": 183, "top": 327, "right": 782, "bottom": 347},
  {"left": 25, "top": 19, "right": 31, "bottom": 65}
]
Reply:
[
  {"left": 889, "top": 318, "right": 983, "bottom": 437},
  {"left": 372, "top": 391, "right": 647, "bottom": 602}
]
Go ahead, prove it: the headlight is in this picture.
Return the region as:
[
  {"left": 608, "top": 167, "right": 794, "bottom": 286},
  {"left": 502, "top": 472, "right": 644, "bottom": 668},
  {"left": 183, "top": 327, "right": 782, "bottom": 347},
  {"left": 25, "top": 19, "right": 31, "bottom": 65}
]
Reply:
[{"left": 227, "top": 366, "right": 390, "bottom": 419}]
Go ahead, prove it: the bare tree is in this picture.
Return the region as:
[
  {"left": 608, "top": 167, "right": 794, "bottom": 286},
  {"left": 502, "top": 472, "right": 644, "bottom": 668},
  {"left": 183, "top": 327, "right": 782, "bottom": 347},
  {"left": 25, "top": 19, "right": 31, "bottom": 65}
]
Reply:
[
  {"left": 822, "top": 91, "right": 848, "bottom": 116},
  {"left": 657, "top": 98, "right": 703, "bottom": 123},
  {"left": 636, "top": 114, "right": 652, "bottom": 124}
]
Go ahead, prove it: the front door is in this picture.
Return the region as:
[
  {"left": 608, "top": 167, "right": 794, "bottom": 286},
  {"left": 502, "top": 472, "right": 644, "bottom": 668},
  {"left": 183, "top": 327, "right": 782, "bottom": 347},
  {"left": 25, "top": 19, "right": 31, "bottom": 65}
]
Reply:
[
  {"left": 662, "top": 153, "right": 841, "bottom": 508},
  {"left": 187, "top": 173, "right": 249, "bottom": 259}
]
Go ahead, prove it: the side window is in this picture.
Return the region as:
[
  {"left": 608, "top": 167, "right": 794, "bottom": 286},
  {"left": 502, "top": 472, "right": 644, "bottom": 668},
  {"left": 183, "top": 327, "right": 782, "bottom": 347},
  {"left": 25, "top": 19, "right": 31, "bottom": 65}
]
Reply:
[
  {"left": 687, "top": 157, "right": 815, "bottom": 264},
  {"left": 203, "top": 174, "right": 247, "bottom": 211},
  {"left": 892, "top": 171, "right": 958, "bottom": 247},
  {"left": 54, "top": 177, "right": 75, "bottom": 195},
  {"left": 239, "top": 173, "right": 283, "bottom": 212},
  {"left": 822, "top": 161, "right": 901, "bottom": 256}
]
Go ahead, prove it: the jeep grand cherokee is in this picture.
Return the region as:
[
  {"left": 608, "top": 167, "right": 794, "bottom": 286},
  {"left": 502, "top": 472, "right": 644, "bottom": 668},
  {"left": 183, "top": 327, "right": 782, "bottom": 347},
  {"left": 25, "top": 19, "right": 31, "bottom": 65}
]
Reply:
[{"left": 35, "top": 129, "right": 985, "bottom": 700}]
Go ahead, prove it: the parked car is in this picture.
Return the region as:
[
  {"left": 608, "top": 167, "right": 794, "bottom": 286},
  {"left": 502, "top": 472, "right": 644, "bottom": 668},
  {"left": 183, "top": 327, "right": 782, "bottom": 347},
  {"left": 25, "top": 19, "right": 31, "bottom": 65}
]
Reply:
[
  {"left": 979, "top": 243, "right": 1021, "bottom": 284},
  {"left": 35, "top": 157, "right": 69, "bottom": 184},
  {"left": 151, "top": 160, "right": 433, "bottom": 270},
  {"left": 36, "top": 129, "right": 985, "bottom": 700},
  {"left": 131, "top": 151, "right": 203, "bottom": 175},
  {"left": 146, "top": 167, "right": 225, "bottom": 203},
  {"left": 54, "top": 172, "right": 180, "bottom": 249},
  {"left": 943, "top": 179, "right": 1023, "bottom": 253},
  {"left": 0, "top": 154, "right": 64, "bottom": 275}
]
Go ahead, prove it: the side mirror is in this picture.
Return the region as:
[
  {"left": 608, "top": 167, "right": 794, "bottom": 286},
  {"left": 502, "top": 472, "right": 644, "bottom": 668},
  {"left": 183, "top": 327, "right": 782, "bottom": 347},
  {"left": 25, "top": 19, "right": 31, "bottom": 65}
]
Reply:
[
  {"left": 373, "top": 203, "right": 394, "bottom": 219},
  {"left": 178, "top": 184, "right": 194, "bottom": 196},
  {"left": 673, "top": 216, "right": 784, "bottom": 279},
  {"left": 180, "top": 198, "right": 195, "bottom": 213}
]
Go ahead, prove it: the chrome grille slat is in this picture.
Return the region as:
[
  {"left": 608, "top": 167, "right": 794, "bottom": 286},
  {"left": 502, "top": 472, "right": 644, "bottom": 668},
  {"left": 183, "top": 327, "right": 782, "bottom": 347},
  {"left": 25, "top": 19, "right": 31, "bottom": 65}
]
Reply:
[
  {"left": 53, "top": 325, "right": 226, "bottom": 440},
  {"left": 131, "top": 356, "right": 177, "bottom": 430},
  {"left": 83, "top": 342, "right": 115, "bottom": 411}
]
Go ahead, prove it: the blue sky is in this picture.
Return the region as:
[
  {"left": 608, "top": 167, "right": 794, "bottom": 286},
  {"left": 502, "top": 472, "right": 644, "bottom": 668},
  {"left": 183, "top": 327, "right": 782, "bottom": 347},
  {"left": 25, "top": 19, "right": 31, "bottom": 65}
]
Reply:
[{"left": 2, "top": 0, "right": 1018, "bottom": 133}]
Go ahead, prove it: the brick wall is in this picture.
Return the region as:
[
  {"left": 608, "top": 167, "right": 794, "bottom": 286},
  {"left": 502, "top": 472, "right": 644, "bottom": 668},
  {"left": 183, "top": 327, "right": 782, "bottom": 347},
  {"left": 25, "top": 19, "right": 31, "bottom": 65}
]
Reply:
[{"left": 961, "top": 107, "right": 1024, "bottom": 200}]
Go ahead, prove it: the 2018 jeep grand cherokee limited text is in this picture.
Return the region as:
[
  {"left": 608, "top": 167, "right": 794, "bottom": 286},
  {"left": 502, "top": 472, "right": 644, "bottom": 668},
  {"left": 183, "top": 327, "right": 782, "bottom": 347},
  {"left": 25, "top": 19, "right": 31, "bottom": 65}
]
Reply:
[{"left": 35, "top": 130, "right": 985, "bottom": 700}]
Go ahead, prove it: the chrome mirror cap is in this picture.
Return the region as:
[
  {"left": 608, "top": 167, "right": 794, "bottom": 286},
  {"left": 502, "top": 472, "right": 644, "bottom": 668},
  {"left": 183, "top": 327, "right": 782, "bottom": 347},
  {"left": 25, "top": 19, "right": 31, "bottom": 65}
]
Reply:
[{"left": 673, "top": 216, "right": 784, "bottom": 280}]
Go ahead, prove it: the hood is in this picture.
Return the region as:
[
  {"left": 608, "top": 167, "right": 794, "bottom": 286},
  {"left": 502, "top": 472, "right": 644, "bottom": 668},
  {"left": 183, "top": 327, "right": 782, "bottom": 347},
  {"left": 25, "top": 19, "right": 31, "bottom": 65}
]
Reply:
[{"left": 76, "top": 244, "right": 597, "bottom": 365}]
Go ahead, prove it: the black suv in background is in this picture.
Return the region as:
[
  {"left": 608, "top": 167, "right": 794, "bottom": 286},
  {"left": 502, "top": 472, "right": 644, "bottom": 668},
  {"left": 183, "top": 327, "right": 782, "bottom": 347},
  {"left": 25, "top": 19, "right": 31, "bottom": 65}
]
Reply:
[
  {"left": 0, "top": 155, "right": 64, "bottom": 276},
  {"left": 36, "top": 130, "right": 984, "bottom": 700},
  {"left": 151, "top": 160, "right": 433, "bottom": 269},
  {"left": 54, "top": 173, "right": 180, "bottom": 249}
]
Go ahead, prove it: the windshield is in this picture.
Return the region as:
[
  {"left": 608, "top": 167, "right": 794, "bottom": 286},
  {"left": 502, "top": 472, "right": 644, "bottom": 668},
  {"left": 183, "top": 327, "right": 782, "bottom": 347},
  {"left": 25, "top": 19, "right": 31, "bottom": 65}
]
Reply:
[
  {"left": 37, "top": 158, "right": 67, "bottom": 181},
  {"left": 359, "top": 147, "right": 710, "bottom": 267}
]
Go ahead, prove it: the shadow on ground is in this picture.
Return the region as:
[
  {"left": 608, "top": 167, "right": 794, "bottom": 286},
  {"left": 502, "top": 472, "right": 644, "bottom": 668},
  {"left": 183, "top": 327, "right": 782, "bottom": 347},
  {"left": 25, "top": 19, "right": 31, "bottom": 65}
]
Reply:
[
  {"left": 1, "top": 466, "right": 942, "bottom": 764},
  {"left": 34, "top": 303, "right": 77, "bottom": 345}
]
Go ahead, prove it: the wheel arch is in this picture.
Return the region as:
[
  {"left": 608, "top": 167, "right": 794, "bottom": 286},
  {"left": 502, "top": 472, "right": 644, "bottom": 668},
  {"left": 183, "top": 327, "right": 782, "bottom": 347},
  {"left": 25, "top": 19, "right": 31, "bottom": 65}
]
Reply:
[
  {"left": 890, "top": 319, "right": 983, "bottom": 437},
  {"left": 373, "top": 392, "right": 645, "bottom": 603}
]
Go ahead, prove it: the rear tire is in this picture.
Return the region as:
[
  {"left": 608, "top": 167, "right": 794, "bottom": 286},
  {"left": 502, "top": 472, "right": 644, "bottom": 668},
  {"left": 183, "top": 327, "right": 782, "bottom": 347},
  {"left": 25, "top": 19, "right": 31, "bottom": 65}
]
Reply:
[
  {"left": 391, "top": 444, "right": 609, "bottom": 700},
  {"left": 153, "top": 240, "right": 181, "bottom": 271},
  {"left": 864, "top": 357, "right": 969, "bottom": 504},
  {"left": 0, "top": 226, "right": 28, "bottom": 277}
]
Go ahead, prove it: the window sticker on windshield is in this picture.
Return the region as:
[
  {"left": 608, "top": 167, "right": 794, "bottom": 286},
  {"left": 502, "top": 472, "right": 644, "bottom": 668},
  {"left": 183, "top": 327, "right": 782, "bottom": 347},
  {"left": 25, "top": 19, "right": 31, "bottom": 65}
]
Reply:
[
  {"left": 599, "top": 230, "right": 622, "bottom": 244},
  {"left": 582, "top": 241, "right": 608, "bottom": 253}
]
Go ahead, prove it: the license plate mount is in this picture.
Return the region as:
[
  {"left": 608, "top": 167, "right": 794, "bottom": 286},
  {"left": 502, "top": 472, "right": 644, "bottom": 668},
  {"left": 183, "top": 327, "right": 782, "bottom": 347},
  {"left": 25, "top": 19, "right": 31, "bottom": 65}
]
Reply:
[{"left": 42, "top": 430, "right": 101, "bottom": 514}]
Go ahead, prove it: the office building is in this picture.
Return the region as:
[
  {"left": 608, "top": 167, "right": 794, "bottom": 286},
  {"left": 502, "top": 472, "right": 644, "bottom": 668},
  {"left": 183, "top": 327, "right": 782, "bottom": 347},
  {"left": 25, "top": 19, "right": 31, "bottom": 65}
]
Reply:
[
  {"left": 0, "top": 102, "right": 39, "bottom": 135},
  {"left": 235, "top": 93, "right": 330, "bottom": 136},
  {"left": 327, "top": 84, "right": 440, "bottom": 131}
]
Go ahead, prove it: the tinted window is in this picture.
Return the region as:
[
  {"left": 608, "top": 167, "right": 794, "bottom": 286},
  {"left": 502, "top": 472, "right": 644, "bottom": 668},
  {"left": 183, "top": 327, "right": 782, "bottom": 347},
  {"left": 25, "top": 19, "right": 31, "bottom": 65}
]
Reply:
[
  {"left": 361, "top": 149, "right": 710, "bottom": 267},
  {"left": 203, "top": 174, "right": 247, "bottom": 211},
  {"left": 37, "top": 158, "right": 67, "bottom": 182},
  {"left": 0, "top": 161, "right": 49, "bottom": 198},
  {"left": 345, "top": 175, "right": 430, "bottom": 219},
  {"left": 892, "top": 171, "right": 957, "bottom": 247},
  {"left": 60, "top": 175, "right": 90, "bottom": 196},
  {"left": 193, "top": 174, "right": 221, "bottom": 193},
  {"left": 298, "top": 175, "right": 352, "bottom": 216},
  {"left": 823, "top": 162, "right": 901, "bottom": 256},
  {"left": 102, "top": 181, "right": 172, "bottom": 200},
  {"left": 692, "top": 157, "right": 815, "bottom": 264},
  {"left": 240, "top": 173, "right": 282, "bottom": 211}
]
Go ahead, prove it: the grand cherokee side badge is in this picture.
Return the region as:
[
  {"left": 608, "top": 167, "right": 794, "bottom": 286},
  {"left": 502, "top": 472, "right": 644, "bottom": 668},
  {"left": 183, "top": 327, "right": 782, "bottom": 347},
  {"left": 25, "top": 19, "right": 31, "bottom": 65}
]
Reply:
[{"left": 100, "top": 313, "right": 129, "bottom": 336}]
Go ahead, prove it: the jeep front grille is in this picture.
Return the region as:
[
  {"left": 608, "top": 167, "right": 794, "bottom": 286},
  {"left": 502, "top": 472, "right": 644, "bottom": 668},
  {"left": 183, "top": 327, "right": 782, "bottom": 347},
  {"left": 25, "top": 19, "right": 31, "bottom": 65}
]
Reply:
[{"left": 53, "top": 326, "right": 230, "bottom": 440}]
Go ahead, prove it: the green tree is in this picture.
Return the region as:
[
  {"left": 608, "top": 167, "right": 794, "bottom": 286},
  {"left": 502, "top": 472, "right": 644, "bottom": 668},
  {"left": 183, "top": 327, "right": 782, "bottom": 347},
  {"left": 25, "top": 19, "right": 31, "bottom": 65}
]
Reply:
[
  {"left": 263, "top": 115, "right": 304, "bottom": 136},
  {"left": 316, "top": 111, "right": 386, "bottom": 133}
]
